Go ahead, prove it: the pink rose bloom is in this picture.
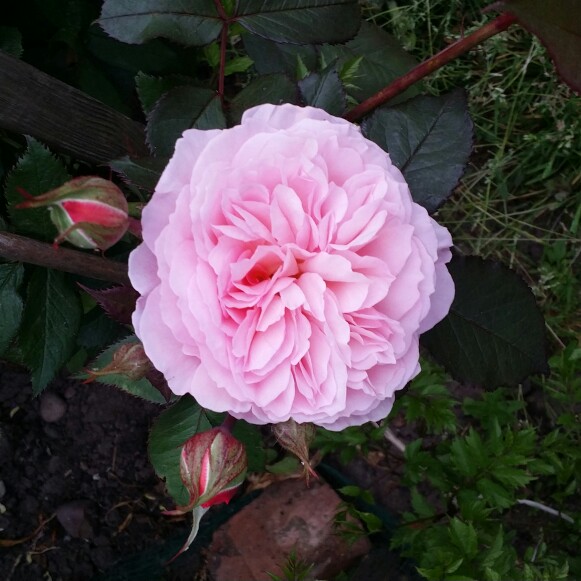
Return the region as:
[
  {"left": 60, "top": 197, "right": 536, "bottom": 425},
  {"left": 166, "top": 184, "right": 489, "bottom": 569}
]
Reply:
[{"left": 129, "top": 104, "right": 454, "bottom": 430}]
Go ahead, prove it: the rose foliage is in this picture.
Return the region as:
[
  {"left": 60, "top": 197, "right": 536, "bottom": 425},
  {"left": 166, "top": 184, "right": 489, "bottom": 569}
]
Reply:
[{"left": 129, "top": 104, "right": 454, "bottom": 430}]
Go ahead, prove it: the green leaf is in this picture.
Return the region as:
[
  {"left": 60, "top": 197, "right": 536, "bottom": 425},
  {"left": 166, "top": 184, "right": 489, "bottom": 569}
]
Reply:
[
  {"left": 463, "top": 389, "right": 525, "bottom": 429},
  {"left": 451, "top": 433, "right": 481, "bottom": 478},
  {"left": 321, "top": 22, "right": 418, "bottom": 105},
  {"left": 229, "top": 74, "right": 299, "bottom": 125},
  {"left": 224, "top": 56, "right": 254, "bottom": 76},
  {"left": 0, "top": 26, "right": 23, "bottom": 58},
  {"left": 449, "top": 518, "right": 478, "bottom": 558},
  {"left": 0, "top": 263, "right": 25, "bottom": 355},
  {"left": 422, "top": 256, "right": 548, "bottom": 386},
  {"left": 298, "top": 64, "right": 347, "bottom": 116},
  {"left": 109, "top": 155, "right": 166, "bottom": 191},
  {"left": 19, "top": 268, "right": 82, "bottom": 394},
  {"left": 79, "top": 336, "right": 166, "bottom": 404},
  {"left": 235, "top": 0, "right": 360, "bottom": 45},
  {"left": 147, "top": 86, "right": 226, "bottom": 156},
  {"left": 98, "top": 0, "right": 222, "bottom": 47},
  {"left": 476, "top": 478, "right": 513, "bottom": 509},
  {"left": 135, "top": 72, "right": 195, "bottom": 115},
  {"left": 232, "top": 420, "right": 266, "bottom": 473},
  {"left": 243, "top": 34, "right": 318, "bottom": 77},
  {"left": 148, "top": 396, "right": 214, "bottom": 505},
  {"left": 266, "top": 455, "right": 300, "bottom": 475},
  {"left": 410, "top": 487, "right": 435, "bottom": 518},
  {"left": 493, "top": 0, "right": 581, "bottom": 93},
  {"left": 490, "top": 465, "right": 533, "bottom": 488},
  {"left": 5, "top": 138, "right": 71, "bottom": 241},
  {"left": 362, "top": 89, "right": 473, "bottom": 213}
]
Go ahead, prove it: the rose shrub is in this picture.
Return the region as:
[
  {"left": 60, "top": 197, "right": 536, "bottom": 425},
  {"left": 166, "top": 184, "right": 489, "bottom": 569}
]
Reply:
[{"left": 129, "top": 104, "right": 454, "bottom": 430}]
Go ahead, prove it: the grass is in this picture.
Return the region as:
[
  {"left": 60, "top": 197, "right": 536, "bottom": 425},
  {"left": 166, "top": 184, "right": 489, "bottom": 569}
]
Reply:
[{"left": 367, "top": 0, "right": 581, "bottom": 346}]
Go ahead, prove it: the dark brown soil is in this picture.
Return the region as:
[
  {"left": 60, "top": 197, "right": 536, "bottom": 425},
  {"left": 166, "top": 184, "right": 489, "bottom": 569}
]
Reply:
[{"left": 0, "top": 365, "right": 195, "bottom": 580}]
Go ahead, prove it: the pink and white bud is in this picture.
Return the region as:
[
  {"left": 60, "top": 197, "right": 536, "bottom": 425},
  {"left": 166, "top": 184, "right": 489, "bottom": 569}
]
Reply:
[
  {"left": 84, "top": 340, "right": 153, "bottom": 383},
  {"left": 179, "top": 427, "right": 247, "bottom": 510},
  {"left": 162, "top": 424, "right": 247, "bottom": 563},
  {"left": 16, "top": 176, "right": 129, "bottom": 250}
]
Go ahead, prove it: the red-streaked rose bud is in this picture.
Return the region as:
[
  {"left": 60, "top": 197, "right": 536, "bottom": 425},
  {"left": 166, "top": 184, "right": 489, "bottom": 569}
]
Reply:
[
  {"left": 272, "top": 419, "right": 318, "bottom": 484},
  {"left": 84, "top": 341, "right": 152, "bottom": 383},
  {"left": 179, "top": 427, "right": 247, "bottom": 510},
  {"left": 16, "top": 176, "right": 128, "bottom": 250},
  {"left": 162, "top": 423, "right": 247, "bottom": 563}
]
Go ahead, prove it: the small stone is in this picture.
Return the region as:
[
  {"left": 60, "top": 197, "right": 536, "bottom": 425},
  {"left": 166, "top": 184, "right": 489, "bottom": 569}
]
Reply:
[
  {"left": 40, "top": 392, "right": 67, "bottom": 423},
  {"left": 56, "top": 500, "right": 94, "bottom": 539}
]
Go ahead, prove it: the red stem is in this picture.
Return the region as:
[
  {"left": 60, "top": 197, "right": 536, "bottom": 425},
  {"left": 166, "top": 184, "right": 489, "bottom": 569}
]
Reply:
[
  {"left": 345, "top": 12, "right": 518, "bottom": 122},
  {"left": 213, "top": 0, "right": 229, "bottom": 105}
]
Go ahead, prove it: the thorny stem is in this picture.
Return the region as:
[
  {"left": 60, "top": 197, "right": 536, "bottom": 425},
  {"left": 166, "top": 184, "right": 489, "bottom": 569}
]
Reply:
[
  {"left": 0, "top": 231, "right": 129, "bottom": 285},
  {"left": 214, "top": 0, "right": 229, "bottom": 106},
  {"left": 345, "top": 12, "right": 518, "bottom": 122}
]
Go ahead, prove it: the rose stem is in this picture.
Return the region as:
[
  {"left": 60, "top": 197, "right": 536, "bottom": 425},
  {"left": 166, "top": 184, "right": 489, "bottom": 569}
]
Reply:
[
  {"left": 213, "top": 0, "right": 229, "bottom": 106},
  {"left": 345, "top": 12, "right": 518, "bottom": 122},
  {"left": 0, "top": 231, "right": 130, "bottom": 285},
  {"left": 221, "top": 413, "right": 237, "bottom": 432}
]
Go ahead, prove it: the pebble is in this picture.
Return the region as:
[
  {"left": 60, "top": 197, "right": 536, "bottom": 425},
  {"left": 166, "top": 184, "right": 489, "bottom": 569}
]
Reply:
[
  {"left": 40, "top": 392, "right": 67, "bottom": 423},
  {"left": 56, "top": 500, "right": 94, "bottom": 539}
]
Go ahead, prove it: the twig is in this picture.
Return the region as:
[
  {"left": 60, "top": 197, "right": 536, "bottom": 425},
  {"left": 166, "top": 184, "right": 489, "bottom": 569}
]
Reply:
[
  {"left": 345, "top": 12, "right": 518, "bottom": 122},
  {"left": 0, "top": 232, "right": 129, "bottom": 285},
  {"left": 516, "top": 498, "right": 575, "bottom": 524},
  {"left": 383, "top": 427, "right": 406, "bottom": 453}
]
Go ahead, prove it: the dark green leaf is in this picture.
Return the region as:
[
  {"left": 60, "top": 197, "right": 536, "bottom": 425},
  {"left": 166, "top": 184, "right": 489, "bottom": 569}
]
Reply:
[
  {"left": 422, "top": 256, "right": 548, "bottom": 386},
  {"left": 147, "top": 86, "right": 226, "bottom": 156},
  {"left": 86, "top": 26, "right": 183, "bottom": 76},
  {"left": 79, "top": 335, "right": 166, "bottom": 404},
  {"left": 266, "top": 455, "right": 300, "bottom": 474},
  {"left": 76, "top": 58, "right": 132, "bottom": 116},
  {"left": 229, "top": 74, "right": 299, "bottom": 125},
  {"left": 362, "top": 89, "right": 473, "bottom": 213},
  {"left": 494, "top": 0, "right": 581, "bottom": 93},
  {"left": 224, "top": 56, "right": 254, "bottom": 75},
  {"left": 136, "top": 72, "right": 195, "bottom": 115},
  {"left": 321, "top": 22, "right": 418, "bottom": 104},
  {"left": 77, "top": 310, "right": 124, "bottom": 352},
  {"left": 98, "top": 0, "right": 221, "bottom": 47},
  {"left": 449, "top": 518, "right": 478, "bottom": 558},
  {"left": 298, "top": 64, "right": 346, "bottom": 116},
  {"left": 243, "top": 34, "right": 318, "bottom": 77},
  {"left": 236, "top": 0, "right": 360, "bottom": 44},
  {"left": 232, "top": 420, "right": 266, "bottom": 473},
  {"left": 0, "top": 26, "right": 23, "bottom": 58},
  {"left": 476, "top": 478, "right": 513, "bottom": 508},
  {"left": 0, "top": 263, "right": 25, "bottom": 355},
  {"left": 148, "top": 396, "right": 214, "bottom": 504},
  {"left": 5, "top": 138, "right": 71, "bottom": 241},
  {"left": 19, "top": 269, "right": 82, "bottom": 394},
  {"left": 109, "top": 155, "right": 166, "bottom": 191}
]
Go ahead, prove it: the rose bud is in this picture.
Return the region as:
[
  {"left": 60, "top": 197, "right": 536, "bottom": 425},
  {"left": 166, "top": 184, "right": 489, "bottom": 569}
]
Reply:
[
  {"left": 16, "top": 176, "right": 129, "bottom": 250},
  {"left": 163, "top": 426, "right": 247, "bottom": 563},
  {"left": 272, "top": 419, "right": 319, "bottom": 484},
  {"left": 178, "top": 426, "right": 247, "bottom": 511},
  {"left": 84, "top": 341, "right": 153, "bottom": 383}
]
